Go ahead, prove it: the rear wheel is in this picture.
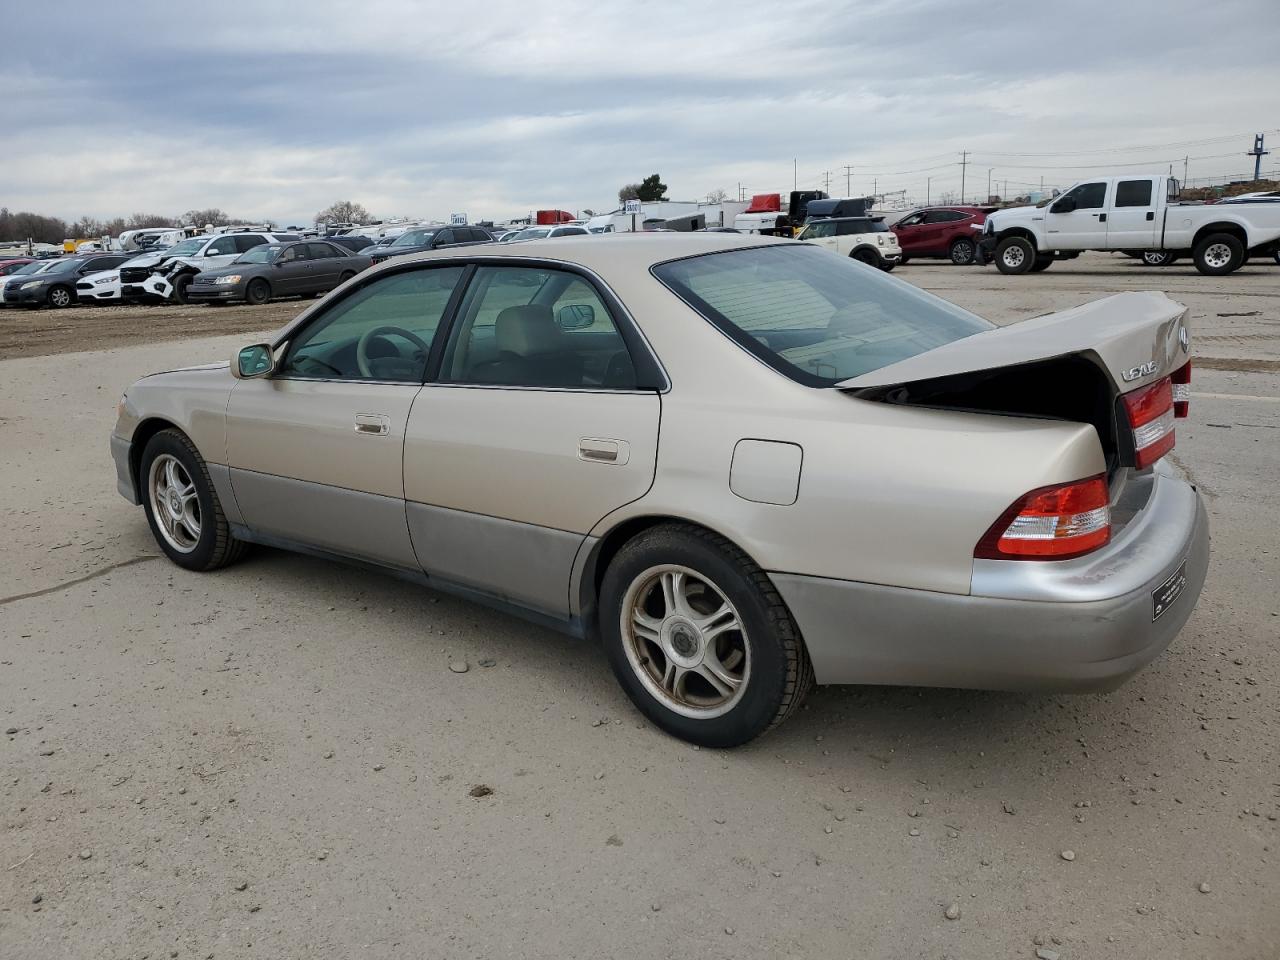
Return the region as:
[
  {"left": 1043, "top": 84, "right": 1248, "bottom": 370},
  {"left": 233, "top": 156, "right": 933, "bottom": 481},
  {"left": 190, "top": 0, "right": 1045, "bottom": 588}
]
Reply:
[
  {"left": 949, "top": 237, "right": 977, "bottom": 265},
  {"left": 338, "top": 270, "right": 356, "bottom": 285},
  {"left": 245, "top": 278, "right": 271, "bottom": 305},
  {"left": 852, "top": 248, "right": 881, "bottom": 269},
  {"left": 1193, "top": 233, "right": 1244, "bottom": 275},
  {"left": 140, "top": 429, "right": 248, "bottom": 572},
  {"left": 1141, "top": 251, "right": 1178, "bottom": 266},
  {"left": 600, "top": 524, "right": 813, "bottom": 747},
  {"left": 47, "top": 285, "right": 74, "bottom": 308}
]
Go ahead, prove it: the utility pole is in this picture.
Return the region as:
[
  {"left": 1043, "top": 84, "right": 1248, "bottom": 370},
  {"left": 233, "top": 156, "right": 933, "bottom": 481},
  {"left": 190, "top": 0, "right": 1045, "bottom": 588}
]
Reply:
[
  {"left": 844, "top": 165, "right": 853, "bottom": 195},
  {"left": 822, "top": 170, "right": 831, "bottom": 193},
  {"left": 987, "top": 167, "right": 994, "bottom": 202},
  {"left": 793, "top": 158, "right": 798, "bottom": 192},
  {"left": 1247, "top": 133, "right": 1268, "bottom": 180},
  {"left": 873, "top": 178, "right": 877, "bottom": 200},
  {"left": 926, "top": 177, "right": 931, "bottom": 206},
  {"left": 1182, "top": 155, "right": 1189, "bottom": 185},
  {"left": 959, "top": 150, "right": 969, "bottom": 204}
]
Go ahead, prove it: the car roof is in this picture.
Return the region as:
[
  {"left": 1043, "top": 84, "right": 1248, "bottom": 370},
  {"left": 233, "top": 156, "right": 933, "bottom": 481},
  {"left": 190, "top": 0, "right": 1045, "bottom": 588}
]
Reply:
[{"left": 372, "top": 231, "right": 790, "bottom": 273}]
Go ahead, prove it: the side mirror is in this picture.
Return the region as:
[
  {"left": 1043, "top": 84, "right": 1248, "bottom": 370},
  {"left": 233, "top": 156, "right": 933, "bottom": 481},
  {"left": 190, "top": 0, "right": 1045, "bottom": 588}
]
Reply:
[
  {"left": 1051, "top": 197, "right": 1077, "bottom": 213},
  {"left": 557, "top": 303, "right": 596, "bottom": 330},
  {"left": 233, "top": 343, "right": 276, "bottom": 379}
]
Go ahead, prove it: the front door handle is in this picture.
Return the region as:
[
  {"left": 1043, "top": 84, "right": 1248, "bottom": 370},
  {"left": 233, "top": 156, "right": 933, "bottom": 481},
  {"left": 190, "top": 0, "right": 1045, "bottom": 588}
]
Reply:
[
  {"left": 1145, "top": 211, "right": 1155, "bottom": 221},
  {"left": 579, "top": 437, "right": 629, "bottom": 465},
  {"left": 1097, "top": 213, "right": 1107, "bottom": 222},
  {"left": 354, "top": 413, "right": 389, "bottom": 436}
]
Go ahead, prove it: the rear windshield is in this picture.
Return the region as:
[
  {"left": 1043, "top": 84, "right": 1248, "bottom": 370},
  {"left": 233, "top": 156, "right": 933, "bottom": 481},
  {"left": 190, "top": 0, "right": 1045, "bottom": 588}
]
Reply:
[{"left": 652, "top": 244, "right": 991, "bottom": 385}]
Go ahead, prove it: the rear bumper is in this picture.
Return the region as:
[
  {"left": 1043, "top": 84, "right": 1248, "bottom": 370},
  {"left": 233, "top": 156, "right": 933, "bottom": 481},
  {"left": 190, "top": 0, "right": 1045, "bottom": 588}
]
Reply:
[{"left": 771, "top": 465, "right": 1209, "bottom": 691}]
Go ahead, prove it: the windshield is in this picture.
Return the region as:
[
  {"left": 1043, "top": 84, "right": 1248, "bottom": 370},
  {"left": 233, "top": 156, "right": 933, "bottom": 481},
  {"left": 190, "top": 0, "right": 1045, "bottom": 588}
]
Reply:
[
  {"left": 237, "top": 244, "right": 280, "bottom": 264},
  {"left": 514, "top": 227, "right": 551, "bottom": 241},
  {"left": 10, "top": 261, "right": 48, "bottom": 277},
  {"left": 652, "top": 245, "right": 991, "bottom": 386},
  {"left": 391, "top": 229, "right": 436, "bottom": 247},
  {"left": 166, "top": 238, "right": 206, "bottom": 256}
]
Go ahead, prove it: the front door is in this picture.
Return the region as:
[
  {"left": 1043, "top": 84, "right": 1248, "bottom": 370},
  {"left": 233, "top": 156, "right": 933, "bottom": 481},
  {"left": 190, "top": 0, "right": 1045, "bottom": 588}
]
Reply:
[
  {"left": 403, "top": 263, "right": 662, "bottom": 617},
  {"left": 270, "top": 244, "right": 314, "bottom": 296},
  {"left": 226, "top": 263, "right": 467, "bottom": 567},
  {"left": 1106, "top": 178, "right": 1159, "bottom": 249},
  {"left": 1043, "top": 180, "right": 1110, "bottom": 249}
]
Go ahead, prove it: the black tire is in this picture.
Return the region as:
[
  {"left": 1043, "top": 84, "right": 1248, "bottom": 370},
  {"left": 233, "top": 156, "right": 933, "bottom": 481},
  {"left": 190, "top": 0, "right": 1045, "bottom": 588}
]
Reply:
[
  {"left": 994, "top": 236, "right": 1035, "bottom": 274},
  {"left": 1029, "top": 257, "right": 1054, "bottom": 272},
  {"left": 139, "top": 429, "right": 248, "bottom": 572},
  {"left": 599, "top": 523, "right": 814, "bottom": 747},
  {"left": 338, "top": 270, "right": 356, "bottom": 285},
  {"left": 948, "top": 237, "right": 977, "bottom": 265},
  {"left": 245, "top": 278, "right": 271, "bottom": 305},
  {"left": 897, "top": 255, "right": 910, "bottom": 265},
  {"left": 171, "top": 273, "right": 193, "bottom": 304},
  {"left": 47, "top": 285, "right": 74, "bottom": 309},
  {"left": 851, "top": 247, "right": 881, "bottom": 268},
  {"left": 1193, "top": 232, "right": 1244, "bottom": 276},
  {"left": 1141, "top": 251, "right": 1178, "bottom": 267},
  {"left": 1272, "top": 250, "right": 1280, "bottom": 266},
  {"left": 879, "top": 261, "right": 895, "bottom": 272}
]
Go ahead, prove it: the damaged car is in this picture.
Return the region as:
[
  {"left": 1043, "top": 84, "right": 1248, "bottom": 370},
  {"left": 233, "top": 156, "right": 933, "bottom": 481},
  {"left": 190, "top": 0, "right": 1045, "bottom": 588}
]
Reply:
[
  {"left": 110, "top": 235, "right": 1208, "bottom": 747},
  {"left": 118, "top": 231, "right": 299, "bottom": 303}
]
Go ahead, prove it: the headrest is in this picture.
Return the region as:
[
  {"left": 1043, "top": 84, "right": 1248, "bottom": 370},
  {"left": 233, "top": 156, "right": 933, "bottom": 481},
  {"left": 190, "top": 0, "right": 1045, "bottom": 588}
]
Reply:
[{"left": 495, "top": 304, "right": 560, "bottom": 356}]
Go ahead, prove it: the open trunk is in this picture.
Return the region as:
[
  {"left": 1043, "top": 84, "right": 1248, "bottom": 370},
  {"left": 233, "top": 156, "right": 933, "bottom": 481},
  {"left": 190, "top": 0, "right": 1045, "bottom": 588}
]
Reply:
[{"left": 841, "top": 291, "right": 1191, "bottom": 478}]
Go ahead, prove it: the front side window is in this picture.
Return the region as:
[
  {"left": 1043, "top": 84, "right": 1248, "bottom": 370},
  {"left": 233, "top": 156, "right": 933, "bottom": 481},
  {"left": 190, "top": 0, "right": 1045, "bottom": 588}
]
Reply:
[
  {"left": 441, "top": 266, "right": 636, "bottom": 389},
  {"left": 653, "top": 245, "right": 990, "bottom": 386},
  {"left": 1060, "top": 181, "right": 1108, "bottom": 209},
  {"left": 391, "top": 229, "right": 436, "bottom": 248},
  {"left": 280, "top": 266, "right": 465, "bottom": 382},
  {"left": 206, "top": 236, "right": 241, "bottom": 256},
  {"left": 1114, "top": 180, "right": 1153, "bottom": 207}
]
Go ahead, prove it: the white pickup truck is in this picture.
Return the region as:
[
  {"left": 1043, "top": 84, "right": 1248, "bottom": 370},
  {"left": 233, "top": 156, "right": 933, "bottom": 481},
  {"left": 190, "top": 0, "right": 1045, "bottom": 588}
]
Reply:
[{"left": 979, "top": 175, "right": 1280, "bottom": 275}]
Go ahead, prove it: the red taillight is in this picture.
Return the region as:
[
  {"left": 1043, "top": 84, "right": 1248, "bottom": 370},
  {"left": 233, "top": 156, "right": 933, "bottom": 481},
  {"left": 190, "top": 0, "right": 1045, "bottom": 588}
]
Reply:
[
  {"left": 1124, "top": 376, "right": 1175, "bottom": 469},
  {"left": 975, "top": 474, "right": 1112, "bottom": 561},
  {"left": 1171, "top": 359, "right": 1191, "bottom": 418}
]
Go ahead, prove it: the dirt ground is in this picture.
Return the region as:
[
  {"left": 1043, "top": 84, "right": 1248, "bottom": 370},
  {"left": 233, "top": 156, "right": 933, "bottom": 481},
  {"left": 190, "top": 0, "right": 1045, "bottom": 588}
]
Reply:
[{"left": 1, "top": 253, "right": 1276, "bottom": 959}]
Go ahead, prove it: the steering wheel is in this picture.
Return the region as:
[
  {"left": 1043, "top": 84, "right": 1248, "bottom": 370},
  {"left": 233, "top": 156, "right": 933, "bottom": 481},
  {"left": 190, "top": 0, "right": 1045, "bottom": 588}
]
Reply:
[{"left": 356, "top": 325, "right": 432, "bottom": 378}]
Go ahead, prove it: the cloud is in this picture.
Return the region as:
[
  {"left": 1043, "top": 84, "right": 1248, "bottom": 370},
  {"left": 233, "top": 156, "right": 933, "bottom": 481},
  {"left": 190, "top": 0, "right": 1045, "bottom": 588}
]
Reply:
[{"left": 1, "top": 0, "right": 1276, "bottom": 225}]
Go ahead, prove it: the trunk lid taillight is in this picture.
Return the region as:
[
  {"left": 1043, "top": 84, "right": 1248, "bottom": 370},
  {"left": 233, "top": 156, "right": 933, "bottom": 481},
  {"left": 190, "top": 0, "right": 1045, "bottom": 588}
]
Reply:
[
  {"left": 1122, "top": 360, "right": 1189, "bottom": 470},
  {"left": 975, "top": 475, "right": 1111, "bottom": 561}
]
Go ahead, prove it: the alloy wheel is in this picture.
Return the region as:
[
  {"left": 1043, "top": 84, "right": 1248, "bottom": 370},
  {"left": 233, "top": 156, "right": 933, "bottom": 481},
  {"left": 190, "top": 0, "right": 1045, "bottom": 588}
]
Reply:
[
  {"left": 621, "top": 564, "right": 750, "bottom": 719},
  {"left": 148, "top": 453, "right": 201, "bottom": 553}
]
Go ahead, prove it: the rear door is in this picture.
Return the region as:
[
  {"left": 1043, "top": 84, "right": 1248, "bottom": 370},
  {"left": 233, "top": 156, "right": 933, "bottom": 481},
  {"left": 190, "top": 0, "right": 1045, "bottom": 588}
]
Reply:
[
  {"left": 305, "top": 242, "right": 345, "bottom": 290},
  {"left": 403, "top": 263, "right": 662, "bottom": 617},
  {"left": 1107, "top": 178, "right": 1159, "bottom": 249},
  {"left": 1044, "top": 181, "right": 1110, "bottom": 248}
]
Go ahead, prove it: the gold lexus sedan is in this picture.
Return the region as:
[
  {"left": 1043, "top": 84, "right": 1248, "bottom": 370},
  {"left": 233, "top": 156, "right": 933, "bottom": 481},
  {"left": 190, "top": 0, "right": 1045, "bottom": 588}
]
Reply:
[{"left": 111, "top": 234, "right": 1208, "bottom": 746}]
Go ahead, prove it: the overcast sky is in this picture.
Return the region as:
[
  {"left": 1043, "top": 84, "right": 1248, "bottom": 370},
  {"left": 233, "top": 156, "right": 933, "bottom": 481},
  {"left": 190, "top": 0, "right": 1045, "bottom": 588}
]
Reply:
[{"left": 3, "top": 0, "right": 1277, "bottom": 225}]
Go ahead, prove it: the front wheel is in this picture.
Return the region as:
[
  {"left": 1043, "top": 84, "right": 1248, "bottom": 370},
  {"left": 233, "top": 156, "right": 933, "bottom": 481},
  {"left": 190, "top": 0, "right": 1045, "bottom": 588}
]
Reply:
[
  {"left": 1029, "top": 257, "right": 1054, "bottom": 272},
  {"left": 949, "top": 237, "right": 977, "bottom": 265},
  {"left": 600, "top": 524, "right": 813, "bottom": 747},
  {"left": 245, "top": 278, "right": 271, "bottom": 305},
  {"left": 1193, "top": 233, "right": 1244, "bottom": 276},
  {"left": 140, "top": 429, "right": 248, "bottom": 572},
  {"left": 1141, "top": 251, "right": 1178, "bottom": 267},
  {"left": 47, "top": 285, "right": 74, "bottom": 308},
  {"left": 994, "top": 236, "right": 1035, "bottom": 274},
  {"left": 171, "top": 274, "right": 193, "bottom": 304}
]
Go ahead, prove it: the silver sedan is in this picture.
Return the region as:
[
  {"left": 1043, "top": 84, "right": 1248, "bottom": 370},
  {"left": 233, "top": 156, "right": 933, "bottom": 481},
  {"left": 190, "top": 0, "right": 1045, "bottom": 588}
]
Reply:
[{"left": 111, "top": 234, "right": 1208, "bottom": 746}]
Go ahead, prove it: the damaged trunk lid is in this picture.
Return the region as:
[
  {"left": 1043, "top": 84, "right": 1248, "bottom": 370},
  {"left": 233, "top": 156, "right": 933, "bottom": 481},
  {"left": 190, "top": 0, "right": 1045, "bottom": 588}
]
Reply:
[{"left": 841, "top": 291, "right": 1191, "bottom": 476}]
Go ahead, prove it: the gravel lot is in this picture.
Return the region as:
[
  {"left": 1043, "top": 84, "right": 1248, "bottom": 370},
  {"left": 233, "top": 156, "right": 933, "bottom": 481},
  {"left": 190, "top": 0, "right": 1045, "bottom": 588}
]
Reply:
[{"left": 1, "top": 253, "right": 1276, "bottom": 959}]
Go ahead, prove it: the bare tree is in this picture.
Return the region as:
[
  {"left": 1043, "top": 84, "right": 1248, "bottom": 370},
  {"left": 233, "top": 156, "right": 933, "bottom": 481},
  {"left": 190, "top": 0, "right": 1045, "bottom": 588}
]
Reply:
[
  {"left": 182, "top": 208, "right": 235, "bottom": 228},
  {"left": 618, "top": 183, "right": 642, "bottom": 203},
  {"left": 705, "top": 188, "right": 730, "bottom": 203},
  {"left": 315, "top": 200, "right": 372, "bottom": 225}
]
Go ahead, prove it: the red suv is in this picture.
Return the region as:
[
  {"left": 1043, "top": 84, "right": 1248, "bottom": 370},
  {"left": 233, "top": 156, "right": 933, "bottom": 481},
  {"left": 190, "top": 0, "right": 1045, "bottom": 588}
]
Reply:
[{"left": 891, "top": 206, "right": 996, "bottom": 265}]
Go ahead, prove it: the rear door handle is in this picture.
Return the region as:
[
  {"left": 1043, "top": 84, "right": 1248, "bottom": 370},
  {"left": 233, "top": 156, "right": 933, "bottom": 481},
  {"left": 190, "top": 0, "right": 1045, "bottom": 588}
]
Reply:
[
  {"left": 579, "top": 438, "right": 629, "bottom": 465},
  {"left": 354, "top": 413, "right": 389, "bottom": 435}
]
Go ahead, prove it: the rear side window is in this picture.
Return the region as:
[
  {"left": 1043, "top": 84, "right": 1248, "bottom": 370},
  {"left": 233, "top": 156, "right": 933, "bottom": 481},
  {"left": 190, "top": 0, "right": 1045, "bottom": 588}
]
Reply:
[
  {"left": 653, "top": 245, "right": 990, "bottom": 386},
  {"left": 1115, "top": 180, "right": 1154, "bottom": 207},
  {"left": 235, "top": 235, "right": 269, "bottom": 253}
]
